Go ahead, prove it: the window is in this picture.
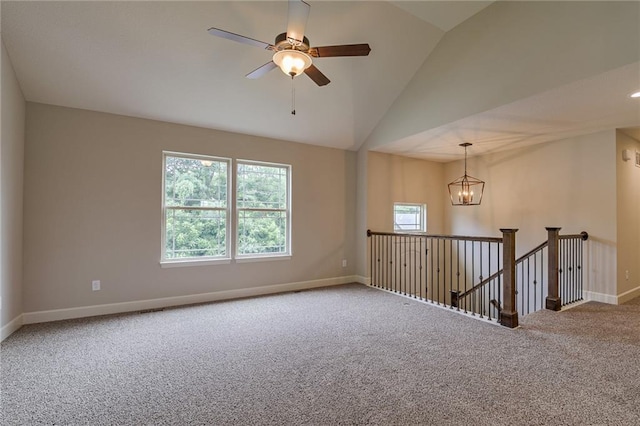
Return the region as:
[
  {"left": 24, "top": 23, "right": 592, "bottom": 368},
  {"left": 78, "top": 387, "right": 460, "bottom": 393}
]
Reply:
[
  {"left": 161, "top": 152, "right": 291, "bottom": 264},
  {"left": 236, "top": 161, "right": 291, "bottom": 257},
  {"left": 162, "top": 153, "right": 230, "bottom": 261},
  {"left": 394, "top": 203, "right": 426, "bottom": 232}
]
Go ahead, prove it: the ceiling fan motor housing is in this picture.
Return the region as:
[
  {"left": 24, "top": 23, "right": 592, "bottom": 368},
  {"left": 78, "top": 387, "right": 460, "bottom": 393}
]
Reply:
[{"left": 275, "top": 32, "right": 310, "bottom": 52}]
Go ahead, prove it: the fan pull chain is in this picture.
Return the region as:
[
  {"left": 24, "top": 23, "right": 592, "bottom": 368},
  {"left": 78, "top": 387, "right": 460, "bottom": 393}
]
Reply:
[{"left": 291, "top": 75, "right": 296, "bottom": 115}]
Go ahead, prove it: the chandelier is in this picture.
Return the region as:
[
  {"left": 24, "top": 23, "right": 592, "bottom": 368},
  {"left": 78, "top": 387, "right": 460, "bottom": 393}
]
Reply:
[{"left": 448, "top": 143, "right": 485, "bottom": 206}]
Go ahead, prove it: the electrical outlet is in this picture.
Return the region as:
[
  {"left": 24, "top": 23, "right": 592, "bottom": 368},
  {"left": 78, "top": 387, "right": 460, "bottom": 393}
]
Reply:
[
  {"left": 625, "top": 270, "right": 630, "bottom": 280},
  {"left": 342, "top": 259, "right": 347, "bottom": 268},
  {"left": 92, "top": 280, "right": 101, "bottom": 291}
]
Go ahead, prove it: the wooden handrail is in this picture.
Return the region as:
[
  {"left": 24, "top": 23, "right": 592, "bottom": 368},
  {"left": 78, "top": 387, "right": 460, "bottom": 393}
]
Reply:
[
  {"left": 366, "top": 229, "right": 502, "bottom": 243},
  {"left": 516, "top": 241, "right": 548, "bottom": 261},
  {"left": 559, "top": 231, "right": 589, "bottom": 241},
  {"left": 457, "top": 240, "right": 549, "bottom": 299}
]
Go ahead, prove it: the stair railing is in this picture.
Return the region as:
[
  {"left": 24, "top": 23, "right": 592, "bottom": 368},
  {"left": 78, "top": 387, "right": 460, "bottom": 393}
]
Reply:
[
  {"left": 547, "top": 228, "right": 589, "bottom": 310},
  {"left": 455, "top": 240, "right": 548, "bottom": 317},
  {"left": 515, "top": 241, "right": 548, "bottom": 316},
  {"left": 455, "top": 227, "right": 588, "bottom": 317},
  {"left": 367, "top": 229, "right": 519, "bottom": 327},
  {"left": 367, "top": 227, "right": 587, "bottom": 326}
]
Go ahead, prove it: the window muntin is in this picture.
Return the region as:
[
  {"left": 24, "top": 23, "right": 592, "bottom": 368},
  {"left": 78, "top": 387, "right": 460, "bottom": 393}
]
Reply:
[
  {"left": 162, "top": 153, "right": 230, "bottom": 261},
  {"left": 236, "top": 161, "right": 291, "bottom": 257},
  {"left": 394, "top": 203, "right": 426, "bottom": 232}
]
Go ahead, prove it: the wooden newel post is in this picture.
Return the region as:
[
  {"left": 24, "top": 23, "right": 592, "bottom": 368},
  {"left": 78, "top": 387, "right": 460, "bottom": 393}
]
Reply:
[
  {"left": 500, "top": 229, "right": 518, "bottom": 328},
  {"left": 545, "top": 227, "right": 562, "bottom": 311}
]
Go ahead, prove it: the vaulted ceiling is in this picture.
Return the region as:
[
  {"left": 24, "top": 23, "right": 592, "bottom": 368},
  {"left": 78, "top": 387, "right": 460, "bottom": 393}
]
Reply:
[
  {"left": 2, "top": 1, "right": 472, "bottom": 150},
  {"left": 2, "top": 1, "right": 638, "bottom": 161}
]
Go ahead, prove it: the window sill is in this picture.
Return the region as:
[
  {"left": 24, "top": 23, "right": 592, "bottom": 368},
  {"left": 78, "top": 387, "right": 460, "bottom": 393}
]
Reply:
[
  {"left": 235, "top": 255, "right": 291, "bottom": 264},
  {"left": 160, "top": 258, "right": 232, "bottom": 268},
  {"left": 159, "top": 255, "right": 291, "bottom": 268}
]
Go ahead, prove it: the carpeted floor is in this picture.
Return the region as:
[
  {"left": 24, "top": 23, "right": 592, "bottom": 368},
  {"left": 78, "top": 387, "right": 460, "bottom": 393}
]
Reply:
[{"left": 2, "top": 283, "right": 640, "bottom": 425}]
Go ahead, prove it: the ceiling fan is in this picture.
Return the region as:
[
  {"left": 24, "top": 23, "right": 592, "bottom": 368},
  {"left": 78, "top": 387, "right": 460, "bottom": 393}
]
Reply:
[{"left": 207, "top": 0, "right": 371, "bottom": 87}]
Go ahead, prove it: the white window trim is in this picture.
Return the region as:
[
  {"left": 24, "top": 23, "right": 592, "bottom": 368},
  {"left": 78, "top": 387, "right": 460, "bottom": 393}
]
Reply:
[
  {"left": 235, "top": 159, "right": 292, "bottom": 260},
  {"left": 393, "top": 202, "right": 427, "bottom": 233},
  {"left": 161, "top": 151, "right": 232, "bottom": 264},
  {"left": 235, "top": 255, "right": 292, "bottom": 264},
  {"left": 160, "top": 258, "right": 232, "bottom": 268}
]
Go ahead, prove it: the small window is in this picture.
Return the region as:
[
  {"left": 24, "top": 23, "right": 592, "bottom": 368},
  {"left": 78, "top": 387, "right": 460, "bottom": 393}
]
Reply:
[
  {"left": 162, "top": 152, "right": 231, "bottom": 261},
  {"left": 236, "top": 160, "right": 291, "bottom": 257},
  {"left": 394, "top": 203, "right": 426, "bottom": 232}
]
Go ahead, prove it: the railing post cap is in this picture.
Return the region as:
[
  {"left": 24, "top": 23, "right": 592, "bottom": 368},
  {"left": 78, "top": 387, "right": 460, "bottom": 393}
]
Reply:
[
  {"left": 499, "top": 228, "right": 518, "bottom": 233},
  {"left": 581, "top": 231, "right": 589, "bottom": 241},
  {"left": 545, "top": 227, "right": 562, "bottom": 231}
]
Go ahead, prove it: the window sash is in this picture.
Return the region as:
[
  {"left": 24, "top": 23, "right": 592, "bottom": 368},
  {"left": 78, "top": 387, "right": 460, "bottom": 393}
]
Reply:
[
  {"left": 236, "top": 209, "right": 288, "bottom": 256},
  {"left": 236, "top": 163, "right": 289, "bottom": 210},
  {"left": 235, "top": 160, "right": 291, "bottom": 258},
  {"left": 393, "top": 203, "right": 426, "bottom": 232},
  {"left": 162, "top": 152, "right": 231, "bottom": 262},
  {"left": 164, "top": 207, "right": 228, "bottom": 259}
]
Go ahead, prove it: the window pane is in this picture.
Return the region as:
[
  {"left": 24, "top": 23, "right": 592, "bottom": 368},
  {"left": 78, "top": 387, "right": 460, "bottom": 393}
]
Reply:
[
  {"left": 165, "top": 156, "right": 227, "bottom": 208},
  {"left": 165, "top": 209, "right": 227, "bottom": 258},
  {"left": 237, "top": 210, "right": 287, "bottom": 255},
  {"left": 394, "top": 204, "right": 424, "bottom": 231},
  {"left": 237, "top": 163, "right": 287, "bottom": 209}
]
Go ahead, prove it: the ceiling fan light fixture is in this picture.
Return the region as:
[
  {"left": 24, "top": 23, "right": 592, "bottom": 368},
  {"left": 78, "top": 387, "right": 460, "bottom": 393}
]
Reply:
[{"left": 273, "top": 50, "right": 312, "bottom": 77}]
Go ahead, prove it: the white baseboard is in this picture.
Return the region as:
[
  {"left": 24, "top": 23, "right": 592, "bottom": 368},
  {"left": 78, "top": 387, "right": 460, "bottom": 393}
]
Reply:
[
  {"left": 584, "top": 291, "right": 619, "bottom": 305},
  {"left": 354, "top": 275, "right": 370, "bottom": 285},
  {"left": 585, "top": 286, "right": 640, "bottom": 305},
  {"left": 1, "top": 314, "right": 24, "bottom": 342},
  {"left": 615, "top": 285, "right": 640, "bottom": 305},
  {"left": 23, "top": 276, "right": 357, "bottom": 325}
]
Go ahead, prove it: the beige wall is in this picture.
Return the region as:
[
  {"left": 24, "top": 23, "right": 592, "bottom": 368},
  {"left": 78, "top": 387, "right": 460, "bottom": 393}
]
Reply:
[
  {"left": 1, "top": 40, "right": 25, "bottom": 333},
  {"left": 355, "top": 1, "right": 639, "bottom": 287},
  {"left": 444, "top": 130, "right": 618, "bottom": 300},
  {"left": 355, "top": 147, "right": 369, "bottom": 278},
  {"left": 616, "top": 130, "right": 640, "bottom": 299},
  {"left": 366, "top": 1, "right": 639, "bottom": 149},
  {"left": 23, "top": 103, "right": 356, "bottom": 313},
  {"left": 357, "top": 151, "right": 444, "bottom": 281},
  {"left": 367, "top": 152, "right": 444, "bottom": 234}
]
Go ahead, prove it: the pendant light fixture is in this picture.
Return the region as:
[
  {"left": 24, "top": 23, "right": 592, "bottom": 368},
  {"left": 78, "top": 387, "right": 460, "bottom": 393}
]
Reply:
[{"left": 448, "top": 143, "right": 485, "bottom": 206}]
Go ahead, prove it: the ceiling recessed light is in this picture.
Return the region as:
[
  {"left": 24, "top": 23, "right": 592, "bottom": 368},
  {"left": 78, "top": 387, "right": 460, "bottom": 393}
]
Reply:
[{"left": 631, "top": 91, "right": 640, "bottom": 98}]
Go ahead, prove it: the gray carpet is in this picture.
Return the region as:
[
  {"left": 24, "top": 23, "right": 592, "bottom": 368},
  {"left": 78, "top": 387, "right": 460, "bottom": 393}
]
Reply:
[{"left": 2, "top": 283, "right": 640, "bottom": 425}]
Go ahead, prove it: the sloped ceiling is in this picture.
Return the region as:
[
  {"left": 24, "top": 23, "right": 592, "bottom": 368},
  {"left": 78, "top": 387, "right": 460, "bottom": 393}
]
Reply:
[
  {"left": 376, "top": 62, "right": 640, "bottom": 162},
  {"left": 3, "top": 1, "right": 637, "bottom": 160},
  {"left": 390, "top": 1, "right": 495, "bottom": 31},
  {"left": 367, "top": 1, "right": 640, "bottom": 161},
  {"left": 1, "top": 0, "right": 464, "bottom": 150}
]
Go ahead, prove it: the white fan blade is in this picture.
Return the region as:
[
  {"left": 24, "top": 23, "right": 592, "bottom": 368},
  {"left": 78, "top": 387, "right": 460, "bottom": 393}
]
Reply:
[
  {"left": 246, "top": 61, "right": 278, "bottom": 79},
  {"left": 286, "top": 0, "right": 310, "bottom": 45},
  {"left": 208, "top": 27, "right": 273, "bottom": 50}
]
